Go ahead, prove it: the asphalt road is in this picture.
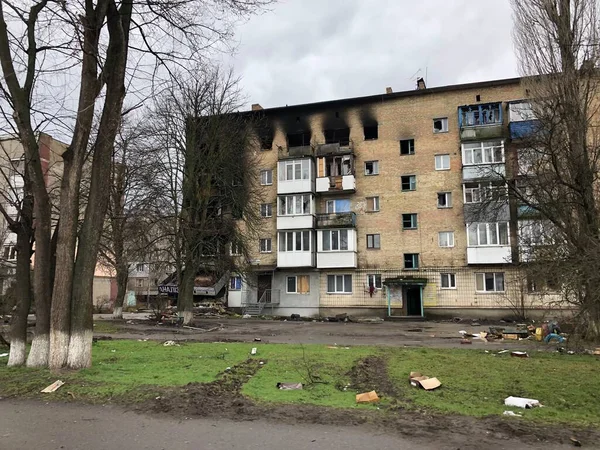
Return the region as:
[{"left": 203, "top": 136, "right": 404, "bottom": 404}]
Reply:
[{"left": 0, "top": 400, "right": 573, "bottom": 450}]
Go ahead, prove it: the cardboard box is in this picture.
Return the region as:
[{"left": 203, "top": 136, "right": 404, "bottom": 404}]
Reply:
[
  {"left": 409, "top": 372, "right": 442, "bottom": 390},
  {"left": 356, "top": 390, "right": 380, "bottom": 403}
]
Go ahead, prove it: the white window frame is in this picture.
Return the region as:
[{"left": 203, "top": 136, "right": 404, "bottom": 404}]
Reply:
[
  {"left": 279, "top": 231, "right": 311, "bottom": 252},
  {"left": 437, "top": 192, "right": 452, "bottom": 208},
  {"left": 467, "top": 222, "right": 510, "bottom": 247},
  {"left": 433, "top": 117, "right": 449, "bottom": 133},
  {"left": 321, "top": 229, "right": 349, "bottom": 251},
  {"left": 259, "top": 238, "right": 272, "bottom": 253},
  {"left": 364, "top": 160, "right": 379, "bottom": 176},
  {"left": 260, "top": 203, "right": 272, "bottom": 218},
  {"left": 401, "top": 175, "right": 416, "bottom": 191},
  {"left": 366, "top": 196, "right": 380, "bottom": 212},
  {"left": 438, "top": 231, "right": 455, "bottom": 248},
  {"left": 440, "top": 273, "right": 456, "bottom": 289},
  {"left": 229, "top": 276, "right": 242, "bottom": 290},
  {"left": 463, "top": 182, "right": 506, "bottom": 204},
  {"left": 260, "top": 169, "right": 273, "bottom": 186},
  {"left": 3, "top": 245, "right": 16, "bottom": 261},
  {"left": 230, "top": 242, "right": 242, "bottom": 256},
  {"left": 475, "top": 272, "right": 505, "bottom": 293},
  {"left": 366, "top": 274, "right": 382, "bottom": 289},
  {"left": 402, "top": 213, "right": 418, "bottom": 230},
  {"left": 366, "top": 234, "right": 381, "bottom": 249},
  {"left": 136, "top": 263, "right": 145, "bottom": 272},
  {"left": 278, "top": 159, "right": 311, "bottom": 181},
  {"left": 286, "top": 275, "right": 310, "bottom": 294},
  {"left": 435, "top": 154, "right": 450, "bottom": 170},
  {"left": 404, "top": 253, "right": 419, "bottom": 269},
  {"left": 462, "top": 140, "right": 505, "bottom": 166},
  {"left": 327, "top": 274, "right": 353, "bottom": 294},
  {"left": 278, "top": 194, "right": 312, "bottom": 216},
  {"left": 400, "top": 139, "right": 415, "bottom": 155}
]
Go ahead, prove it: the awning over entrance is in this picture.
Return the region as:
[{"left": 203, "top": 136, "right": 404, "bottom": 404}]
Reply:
[{"left": 383, "top": 276, "right": 428, "bottom": 286}]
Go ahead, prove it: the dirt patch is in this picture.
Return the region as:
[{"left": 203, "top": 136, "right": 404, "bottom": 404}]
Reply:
[{"left": 345, "top": 356, "right": 398, "bottom": 399}]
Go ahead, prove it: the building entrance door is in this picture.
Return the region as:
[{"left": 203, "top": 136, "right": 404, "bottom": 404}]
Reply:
[
  {"left": 405, "top": 286, "right": 422, "bottom": 316},
  {"left": 257, "top": 274, "right": 272, "bottom": 303}
]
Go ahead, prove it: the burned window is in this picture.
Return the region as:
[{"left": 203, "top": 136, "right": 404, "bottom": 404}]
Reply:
[
  {"left": 287, "top": 132, "right": 310, "bottom": 148},
  {"left": 400, "top": 139, "right": 415, "bottom": 155},
  {"left": 365, "top": 161, "right": 379, "bottom": 175},
  {"left": 258, "top": 132, "right": 273, "bottom": 150},
  {"left": 363, "top": 125, "right": 378, "bottom": 140},
  {"left": 433, "top": 118, "right": 448, "bottom": 133},
  {"left": 324, "top": 128, "right": 350, "bottom": 146}
]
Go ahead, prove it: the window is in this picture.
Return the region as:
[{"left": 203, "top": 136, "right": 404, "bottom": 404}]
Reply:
[
  {"left": 366, "top": 196, "right": 380, "bottom": 212},
  {"left": 324, "top": 155, "right": 353, "bottom": 176},
  {"left": 260, "top": 203, "right": 272, "bottom": 218},
  {"left": 433, "top": 118, "right": 448, "bottom": 133},
  {"left": 440, "top": 273, "right": 456, "bottom": 289},
  {"left": 287, "top": 132, "right": 310, "bottom": 148},
  {"left": 136, "top": 263, "right": 145, "bottom": 272},
  {"left": 475, "top": 272, "right": 505, "bottom": 292},
  {"left": 400, "top": 139, "right": 415, "bottom": 155},
  {"left": 322, "top": 229, "right": 349, "bottom": 251},
  {"left": 136, "top": 279, "right": 144, "bottom": 288},
  {"left": 364, "top": 125, "right": 378, "bottom": 140},
  {"left": 279, "top": 231, "right": 310, "bottom": 252},
  {"left": 404, "top": 253, "right": 419, "bottom": 269},
  {"left": 287, "top": 275, "right": 310, "bottom": 294},
  {"left": 366, "top": 274, "right": 382, "bottom": 289},
  {"left": 260, "top": 169, "right": 273, "bottom": 186},
  {"left": 459, "top": 103, "right": 502, "bottom": 127},
  {"left": 279, "top": 194, "right": 312, "bottom": 216},
  {"left": 230, "top": 241, "right": 242, "bottom": 256},
  {"left": 438, "top": 231, "right": 455, "bottom": 248},
  {"left": 365, "top": 160, "right": 379, "bottom": 175},
  {"left": 467, "top": 223, "right": 509, "bottom": 246},
  {"left": 2, "top": 245, "right": 16, "bottom": 261},
  {"left": 278, "top": 159, "right": 310, "bottom": 181},
  {"left": 9, "top": 158, "right": 24, "bottom": 178},
  {"left": 401, "top": 175, "right": 416, "bottom": 191},
  {"left": 402, "top": 214, "right": 418, "bottom": 230},
  {"left": 260, "top": 238, "right": 272, "bottom": 253},
  {"left": 527, "top": 274, "right": 559, "bottom": 293},
  {"left": 327, "top": 274, "right": 352, "bottom": 293},
  {"left": 437, "top": 192, "right": 452, "bottom": 208},
  {"left": 462, "top": 141, "right": 504, "bottom": 165},
  {"left": 325, "top": 198, "right": 351, "bottom": 213},
  {"left": 229, "top": 276, "right": 242, "bottom": 290},
  {"left": 435, "top": 154, "right": 450, "bottom": 170},
  {"left": 366, "top": 234, "right": 380, "bottom": 249},
  {"left": 463, "top": 182, "right": 506, "bottom": 204}
]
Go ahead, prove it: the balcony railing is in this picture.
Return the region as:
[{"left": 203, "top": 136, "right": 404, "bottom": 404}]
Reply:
[
  {"left": 278, "top": 145, "right": 313, "bottom": 160},
  {"left": 316, "top": 212, "right": 356, "bottom": 228},
  {"left": 458, "top": 102, "right": 504, "bottom": 141},
  {"left": 315, "top": 141, "right": 353, "bottom": 156}
]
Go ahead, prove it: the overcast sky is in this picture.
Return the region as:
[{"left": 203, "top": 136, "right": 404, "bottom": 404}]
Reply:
[{"left": 225, "top": 0, "right": 518, "bottom": 109}]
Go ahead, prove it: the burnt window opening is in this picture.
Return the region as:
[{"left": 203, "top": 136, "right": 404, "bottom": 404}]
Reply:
[
  {"left": 364, "top": 125, "right": 378, "bottom": 140},
  {"left": 324, "top": 128, "right": 350, "bottom": 146},
  {"left": 325, "top": 155, "right": 353, "bottom": 176},
  {"left": 287, "top": 132, "right": 310, "bottom": 148},
  {"left": 258, "top": 130, "right": 273, "bottom": 150},
  {"left": 400, "top": 139, "right": 415, "bottom": 155}
]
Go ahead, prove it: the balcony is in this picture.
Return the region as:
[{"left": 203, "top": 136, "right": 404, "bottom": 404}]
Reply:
[
  {"left": 317, "top": 251, "right": 357, "bottom": 269},
  {"left": 316, "top": 174, "right": 356, "bottom": 193},
  {"left": 277, "top": 251, "right": 315, "bottom": 268},
  {"left": 467, "top": 246, "right": 512, "bottom": 264},
  {"left": 462, "top": 163, "right": 505, "bottom": 181},
  {"left": 315, "top": 141, "right": 353, "bottom": 157},
  {"left": 463, "top": 202, "right": 510, "bottom": 223},
  {"left": 316, "top": 212, "right": 356, "bottom": 228},
  {"left": 277, "top": 214, "right": 315, "bottom": 230},
  {"left": 458, "top": 102, "right": 504, "bottom": 141},
  {"left": 509, "top": 120, "right": 540, "bottom": 140},
  {"left": 277, "top": 159, "right": 315, "bottom": 195},
  {"left": 278, "top": 145, "right": 313, "bottom": 160},
  {"left": 316, "top": 228, "right": 357, "bottom": 269}
]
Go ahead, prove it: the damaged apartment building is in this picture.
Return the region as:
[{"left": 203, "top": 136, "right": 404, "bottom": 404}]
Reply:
[{"left": 227, "top": 77, "right": 562, "bottom": 319}]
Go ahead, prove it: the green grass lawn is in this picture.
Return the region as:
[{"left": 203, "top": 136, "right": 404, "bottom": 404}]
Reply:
[{"left": 1, "top": 341, "right": 599, "bottom": 427}]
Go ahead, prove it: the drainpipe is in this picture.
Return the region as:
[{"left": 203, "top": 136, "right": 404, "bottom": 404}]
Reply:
[
  {"left": 387, "top": 286, "right": 391, "bottom": 317},
  {"left": 420, "top": 286, "right": 424, "bottom": 317}
]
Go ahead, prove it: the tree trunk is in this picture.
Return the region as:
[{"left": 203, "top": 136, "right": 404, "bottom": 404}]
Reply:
[
  {"left": 112, "top": 267, "right": 128, "bottom": 319},
  {"left": 7, "top": 228, "right": 32, "bottom": 367},
  {"left": 178, "top": 267, "right": 195, "bottom": 326}
]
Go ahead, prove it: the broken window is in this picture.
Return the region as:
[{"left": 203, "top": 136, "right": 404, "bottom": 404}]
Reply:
[
  {"left": 287, "top": 275, "right": 310, "bottom": 294},
  {"left": 324, "top": 128, "right": 350, "bottom": 146},
  {"left": 364, "top": 125, "right": 378, "bottom": 140},
  {"left": 401, "top": 175, "right": 416, "bottom": 191},
  {"left": 402, "top": 213, "right": 417, "bottom": 230},
  {"left": 366, "top": 234, "right": 380, "bottom": 249},
  {"left": 437, "top": 192, "right": 452, "bottom": 208},
  {"left": 404, "top": 253, "right": 419, "bottom": 269},
  {"left": 400, "top": 139, "right": 415, "bottom": 155},
  {"left": 366, "top": 196, "right": 380, "bottom": 212},
  {"left": 364, "top": 160, "right": 379, "bottom": 175},
  {"left": 325, "top": 155, "right": 353, "bottom": 176},
  {"left": 366, "top": 274, "right": 382, "bottom": 289},
  {"left": 433, "top": 118, "right": 448, "bottom": 133},
  {"left": 287, "top": 132, "right": 310, "bottom": 148}
]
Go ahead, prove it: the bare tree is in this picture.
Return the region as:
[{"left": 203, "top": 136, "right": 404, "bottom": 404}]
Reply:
[
  {"left": 0, "top": 0, "right": 274, "bottom": 369},
  {"left": 509, "top": 0, "right": 600, "bottom": 339},
  {"left": 145, "top": 66, "right": 263, "bottom": 325}
]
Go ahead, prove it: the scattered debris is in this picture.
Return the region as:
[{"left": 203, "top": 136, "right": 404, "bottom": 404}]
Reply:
[
  {"left": 544, "top": 333, "right": 566, "bottom": 344},
  {"left": 277, "top": 382, "right": 303, "bottom": 390},
  {"left": 163, "top": 340, "right": 179, "bottom": 347},
  {"left": 67, "top": 391, "right": 76, "bottom": 399},
  {"left": 504, "top": 396, "right": 541, "bottom": 409},
  {"left": 510, "top": 351, "right": 529, "bottom": 358},
  {"left": 409, "top": 372, "right": 442, "bottom": 390},
  {"left": 570, "top": 437, "right": 582, "bottom": 447},
  {"left": 498, "top": 349, "right": 509, "bottom": 354},
  {"left": 290, "top": 314, "right": 301, "bottom": 321},
  {"left": 253, "top": 338, "right": 261, "bottom": 342},
  {"left": 460, "top": 339, "right": 472, "bottom": 345},
  {"left": 593, "top": 348, "right": 600, "bottom": 355},
  {"left": 250, "top": 347, "right": 257, "bottom": 355},
  {"left": 356, "top": 390, "right": 380, "bottom": 403},
  {"left": 242, "top": 314, "right": 251, "bottom": 319},
  {"left": 41, "top": 380, "right": 65, "bottom": 393},
  {"left": 503, "top": 410, "right": 522, "bottom": 417},
  {"left": 0, "top": 353, "right": 8, "bottom": 358}
]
